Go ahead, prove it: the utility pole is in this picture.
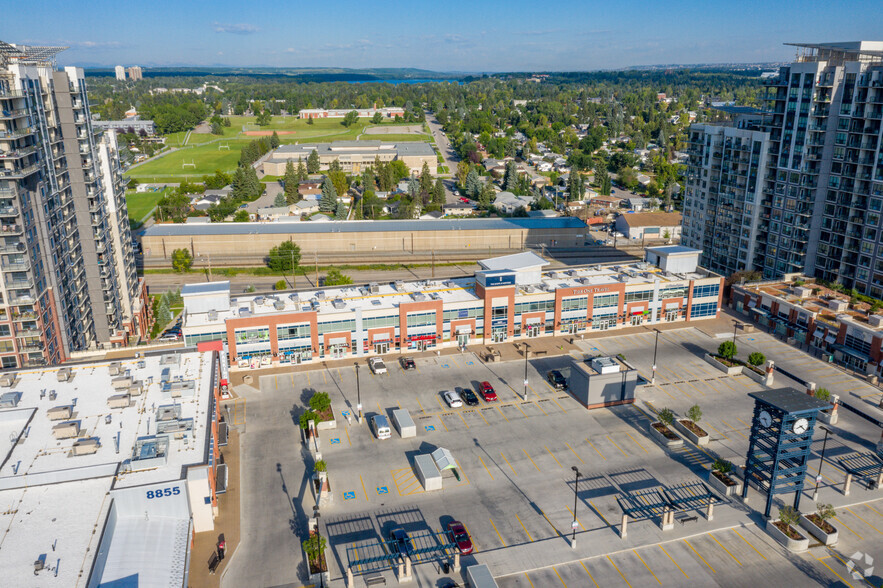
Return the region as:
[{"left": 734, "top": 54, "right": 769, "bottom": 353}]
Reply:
[
  {"left": 812, "top": 426, "right": 830, "bottom": 502},
  {"left": 523, "top": 342, "right": 529, "bottom": 401},
  {"left": 651, "top": 328, "right": 660, "bottom": 385}
]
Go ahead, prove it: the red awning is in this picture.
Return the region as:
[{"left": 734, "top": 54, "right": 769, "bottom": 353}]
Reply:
[
  {"left": 630, "top": 310, "right": 643, "bottom": 315},
  {"left": 409, "top": 334, "right": 437, "bottom": 341}
]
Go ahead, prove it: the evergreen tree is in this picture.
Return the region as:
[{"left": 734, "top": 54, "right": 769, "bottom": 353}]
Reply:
[
  {"left": 270, "top": 130, "right": 280, "bottom": 149},
  {"left": 231, "top": 166, "right": 249, "bottom": 200},
  {"left": 307, "top": 149, "right": 320, "bottom": 174},
  {"left": 335, "top": 201, "right": 348, "bottom": 219},
  {"left": 407, "top": 178, "right": 420, "bottom": 200},
  {"left": 465, "top": 168, "right": 481, "bottom": 198},
  {"left": 283, "top": 161, "right": 299, "bottom": 204},
  {"left": 361, "top": 167, "right": 374, "bottom": 192},
  {"left": 432, "top": 178, "right": 445, "bottom": 207},
  {"left": 245, "top": 165, "right": 261, "bottom": 199},
  {"left": 329, "top": 158, "right": 342, "bottom": 173},
  {"left": 502, "top": 161, "right": 519, "bottom": 192},
  {"left": 419, "top": 162, "right": 432, "bottom": 205},
  {"left": 296, "top": 160, "right": 308, "bottom": 181},
  {"left": 478, "top": 181, "right": 494, "bottom": 210},
  {"left": 155, "top": 298, "right": 171, "bottom": 330},
  {"left": 319, "top": 176, "right": 338, "bottom": 212},
  {"left": 273, "top": 193, "right": 287, "bottom": 207}
]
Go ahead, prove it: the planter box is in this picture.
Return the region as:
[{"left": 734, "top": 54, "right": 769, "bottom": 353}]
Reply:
[
  {"left": 799, "top": 514, "right": 838, "bottom": 546},
  {"left": 304, "top": 522, "right": 331, "bottom": 586},
  {"left": 673, "top": 419, "right": 710, "bottom": 446},
  {"left": 707, "top": 469, "right": 742, "bottom": 496},
  {"left": 647, "top": 422, "right": 683, "bottom": 448},
  {"left": 742, "top": 365, "right": 773, "bottom": 386},
  {"left": 765, "top": 519, "right": 809, "bottom": 553},
  {"left": 704, "top": 353, "right": 743, "bottom": 376},
  {"left": 315, "top": 404, "right": 338, "bottom": 431},
  {"left": 818, "top": 410, "right": 839, "bottom": 425}
]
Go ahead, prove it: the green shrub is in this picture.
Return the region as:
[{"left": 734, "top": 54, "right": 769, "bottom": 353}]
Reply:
[
  {"left": 657, "top": 408, "right": 674, "bottom": 426},
  {"left": 815, "top": 387, "right": 831, "bottom": 401},
  {"left": 748, "top": 352, "right": 765, "bottom": 366},
  {"left": 687, "top": 405, "right": 702, "bottom": 422},
  {"left": 302, "top": 532, "right": 326, "bottom": 561},
  {"left": 314, "top": 460, "right": 327, "bottom": 473},
  {"left": 816, "top": 503, "right": 836, "bottom": 521},
  {"left": 309, "top": 391, "right": 331, "bottom": 413},
  {"left": 275, "top": 279, "right": 286, "bottom": 290},
  {"left": 717, "top": 340, "right": 737, "bottom": 360},
  {"left": 779, "top": 505, "right": 800, "bottom": 527},
  {"left": 299, "top": 410, "right": 318, "bottom": 429},
  {"left": 712, "top": 458, "right": 733, "bottom": 473}
]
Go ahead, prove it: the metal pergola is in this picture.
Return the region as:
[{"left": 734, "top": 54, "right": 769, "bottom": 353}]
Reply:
[
  {"left": 345, "top": 530, "right": 457, "bottom": 575},
  {"left": 663, "top": 481, "right": 721, "bottom": 522},
  {"left": 837, "top": 452, "right": 883, "bottom": 496}
]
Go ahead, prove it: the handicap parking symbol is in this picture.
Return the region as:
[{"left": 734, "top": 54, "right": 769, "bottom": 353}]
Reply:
[
  {"left": 441, "top": 363, "right": 450, "bottom": 368},
  {"left": 425, "top": 425, "right": 436, "bottom": 431},
  {"left": 591, "top": 347, "right": 600, "bottom": 351},
  {"left": 465, "top": 360, "right": 474, "bottom": 366},
  {"left": 342, "top": 410, "right": 350, "bottom": 418},
  {"left": 330, "top": 438, "right": 341, "bottom": 445},
  {"left": 377, "top": 486, "right": 388, "bottom": 495},
  {"left": 343, "top": 491, "right": 356, "bottom": 500}
]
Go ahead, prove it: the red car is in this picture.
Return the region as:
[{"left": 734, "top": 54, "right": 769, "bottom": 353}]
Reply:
[
  {"left": 478, "top": 381, "right": 497, "bottom": 402},
  {"left": 460, "top": 197, "right": 470, "bottom": 203},
  {"left": 446, "top": 521, "right": 473, "bottom": 554}
]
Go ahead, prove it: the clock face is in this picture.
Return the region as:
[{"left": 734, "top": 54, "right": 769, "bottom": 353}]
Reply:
[
  {"left": 792, "top": 418, "right": 809, "bottom": 435},
  {"left": 758, "top": 410, "right": 772, "bottom": 428}
]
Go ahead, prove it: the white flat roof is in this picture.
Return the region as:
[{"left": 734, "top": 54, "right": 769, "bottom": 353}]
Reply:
[{"left": 478, "top": 251, "right": 549, "bottom": 272}]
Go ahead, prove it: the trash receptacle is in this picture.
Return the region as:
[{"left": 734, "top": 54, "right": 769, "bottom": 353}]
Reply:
[{"left": 442, "top": 561, "right": 451, "bottom": 574}]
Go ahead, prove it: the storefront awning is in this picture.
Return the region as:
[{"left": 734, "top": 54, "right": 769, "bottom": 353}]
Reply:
[
  {"left": 748, "top": 299, "right": 757, "bottom": 308},
  {"left": 813, "top": 327, "right": 825, "bottom": 337},
  {"left": 328, "top": 337, "right": 348, "bottom": 346},
  {"left": 824, "top": 334, "right": 837, "bottom": 344},
  {"left": 630, "top": 309, "right": 643, "bottom": 316},
  {"left": 409, "top": 334, "right": 437, "bottom": 341},
  {"left": 665, "top": 302, "right": 680, "bottom": 310},
  {"left": 524, "top": 317, "right": 542, "bottom": 325},
  {"left": 372, "top": 334, "right": 391, "bottom": 343},
  {"left": 456, "top": 326, "right": 472, "bottom": 334},
  {"left": 832, "top": 344, "right": 871, "bottom": 363},
  {"left": 752, "top": 307, "right": 770, "bottom": 317}
]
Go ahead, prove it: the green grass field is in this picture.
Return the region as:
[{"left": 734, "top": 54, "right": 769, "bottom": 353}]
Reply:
[{"left": 125, "top": 188, "right": 169, "bottom": 222}]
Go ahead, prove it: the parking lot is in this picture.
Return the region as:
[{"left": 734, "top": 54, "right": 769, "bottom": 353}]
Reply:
[{"left": 223, "top": 324, "right": 883, "bottom": 587}]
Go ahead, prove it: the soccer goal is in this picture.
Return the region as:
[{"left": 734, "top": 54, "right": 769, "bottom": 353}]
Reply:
[
  {"left": 182, "top": 160, "right": 196, "bottom": 169},
  {"left": 218, "top": 143, "right": 230, "bottom": 150}
]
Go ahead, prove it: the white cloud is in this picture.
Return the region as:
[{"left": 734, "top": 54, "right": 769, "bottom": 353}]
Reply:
[{"left": 212, "top": 22, "right": 259, "bottom": 35}]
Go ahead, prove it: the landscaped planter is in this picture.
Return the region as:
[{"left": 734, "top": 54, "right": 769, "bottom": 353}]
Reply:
[
  {"left": 818, "top": 409, "right": 838, "bottom": 425},
  {"left": 704, "top": 353, "right": 743, "bottom": 375},
  {"left": 648, "top": 422, "right": 683, "bottom": 448},
  {"left": 304, "top": 533, "right": 330, "bottom": 586},
  {"left": 765, "top": 519, "right": 809, "bottom": 553},
  {"left": 800, "top": 513, "right": 838, "bottom": 546},
  {"left": 707, "top": 469, "right": 742, "bottom": 496},
  {"left": 315, "top": 403, "right": 338, "bottom": 431},
  {"left": 673, "top": 419, "right": 709, "bottom": 446},
  {"left": 741, "top": 364, "right": 773, "bottom": 385}
]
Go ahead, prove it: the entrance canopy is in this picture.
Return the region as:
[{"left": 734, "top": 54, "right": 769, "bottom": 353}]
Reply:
[{"left": 431, "top": 447, "right": 456, "bottom": 471}]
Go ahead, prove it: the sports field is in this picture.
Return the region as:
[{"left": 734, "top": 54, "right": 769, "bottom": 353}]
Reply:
[
  {"left": 126, "top": 116, "right": 430, "bottom": 182},
  {"left": 125, "top": 187, "right": 169, "bottom": 223}
]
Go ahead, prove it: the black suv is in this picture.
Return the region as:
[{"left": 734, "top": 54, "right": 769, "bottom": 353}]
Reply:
[
  {"left": 547, "top": 370, "right": 567, "bottom": 390},
  {"left": 460, "top": 388, "right": 479, "bottom": 406}
]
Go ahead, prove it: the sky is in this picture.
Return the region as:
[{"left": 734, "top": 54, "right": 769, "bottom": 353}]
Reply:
[{"left": 5, "top": 0, "right": 882, "bottom": 71}]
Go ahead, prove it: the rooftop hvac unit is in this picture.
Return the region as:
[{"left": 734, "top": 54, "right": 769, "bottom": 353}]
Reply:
[
  {"left": 274, "top": 300, "right": 286, "bottom": 311},
  {"left": 410, "top": 292, "right": 426, "bottom": 302},
  {"left": 107, "top": 361, "right": 122, "bottom": 376},
  {"left": 57, "top": 367, "right": 72, "bottom": 382},
  {"left": 208, "top": 310, "right": 218, "bottom": 321},
  {"left": 254, "top": 296, "right": 265, "bottom": 305},
  {"left": 316, "top": 291, "right": 326, "bottom": 301},
  {"left": 369, "top": 282, "right": 380, "bottom": 294},
  {"left": 332, "top": 299, "right": 346, "bottom": 309},
  {"left": 288, "top": 293, "right": 299, "bottom": 302},
  {"left": 71, "top": 438, "right": 100, "bottom": 456}
]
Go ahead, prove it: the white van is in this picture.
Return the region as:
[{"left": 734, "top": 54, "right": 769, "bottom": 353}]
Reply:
[{"left": 371, "top": 415, "right": 391, "bottom": 440}]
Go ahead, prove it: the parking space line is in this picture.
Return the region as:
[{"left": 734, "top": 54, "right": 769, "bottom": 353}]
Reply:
[
  {"left": 565, "top": 505, "right": 584, "bottom": 530},
  {"left": 606, "top": 435, "right": 629, "bottom": 457},
  {"left": 586, "top": 439, "right": 606, "bottom": 460},
  {"left": 478, "top": 456, "right": 494, "bottom": 480},
  {"left": 438, "top": 415, "right": 449, "bottom": 432},
  {"left": 709, "top": 533, "right": 741, "bottom": 565},
  {"left": 733, "top": 529, "right": 766, "bottom": 560},
  {"left": 565, "top": 442, "right": 584, "bottom": 464},
  {"left": 345, "top": 427, "right": 352, "bottom": 447},
  {"left": 658, "top": 545, "right": 688, "bottom": 578},
  {"left": 360, "top": 475, "right": 369, "bottom": 501},
  {"left": 720, "top": 420, "right": 747, "bottom": 439},
  {"left": 496, "top": 405, "right": 510, "bottom": 422},
  {"left": 634, "top": 550, "right": 661, "bottom": 585},
  {"left": 532, "top": 400, "right": 548, "bottom": 415},
  {"left": 863, "top": 502, "right": 883, "bottom": 519},
  {"left": 515, "top": 403, "right": 530, "bottom": 418},
  {"left": 435, "top": 395, "right": 445, "bottom": 410},
  {"left": 624, "top": 432, "right": 649, "bottom": 454},
  {"left": 523, "top": 449, "right": 541, "bottom": 472},
  {"left": 845, "top": 506, "right": 883, "bottom": 534},
  {"left": 501, "top": 452, "right": 517, "bottom": 476},
  {"left": 476, "top": 409, "right": 490, "bottom": 425},
  {"left": 684, "top": 539, "right": 715, "bottom": 573},
  {"left": 553, "top": 567, "right": 568, "bottom": 587},
  {"left": 551, "top": 396, "right": 568, "bottom": 412},
  {"left": 544, "top": 446, "right": 563, "bottom": 468},
  {"left": 522, "top": 572, "right": 535, "bottom": 588},
  {"left": 833, "top": 516, "right": 862, "bottom": 539},
  {"left": 415, "top": 396, "right": 425, "bottom": 413},
  {"left": 322, "top": 370, "right": 327, "bottom": 384},
  {"left": 606, "top": 555, "right": 633, "bottom": 587},
  {"left": 458, "top": 413, "right": 470, "bottom": 429},
  {"left": 514, "top": 514, "right": 533, "bottom": 542},
  {"left": 706, "top": 423, "right": 728, "bottom": 440},
  {"left": 735, "top": 417, "right": 751, "bottom": 428},
  {"left": 588, "top": 501, "right": 610, "bottom": 527},
  {"left": 306, "top": 372, "right": 311, "bottom": 386},
  {"left": 489, "top": 518, "right": 506, "bottom": 546},
  {"left": 815, "top": 555, "right": 855, "bottom": 587},
  {"left": 579, "top": 561, "right": 601, "bottom": 588}
]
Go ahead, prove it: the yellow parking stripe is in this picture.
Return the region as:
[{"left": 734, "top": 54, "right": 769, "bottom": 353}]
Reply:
[
  {"left": 658, "top": 545, "right": 688, "bottom": 578},
  {"left": 565, "top": 505, "right": 584, "bottom": 530},
  {"left": 458, "top": 413, "right": 470, "bottom": 429},
  {"left": 496, "top": 405, "right": 510, "bottom": 422},
  {"left": 684, "top": 539, "right": 715, "bottom": 573},
  {"left": 815, "top": 556, "right": 855, "bottom": 587},
  {"left": 523, "top": 572, "right": 535, "bottom": 588},
  {"left": 721, "top": 420, "right": 747, "bottom": 439},
  {"left": 634, "top": 550, "right": 661, "bottom": 585},
  {"left": 606, "top": 435, "right": 629, "bottom": 457},
  {"left": 545, "top": 445, "right": 563, "bottom": 468},
  {"left": 709, "top": 533, "right": 741, "bottom": 565},
  {"left": 625, "top": 432, "right": 649, "bottom": 454},
  {"left": 834, "top": 516, "right": 863, "bottom": 539},
  {"left": 514, "top": 513, "right": 533, "bottom": 542},
  {"left": 587, "top": 439, "right": 606, "bottom": 460},
  {"left": 553, "top": 567, "right": 568, "bottom": 587},
  {"left": 606, "top": 555, "right": 633, "bottom": 588},
  {"left": 580, "top": 561, "right": 600, "bottom": 588},
  {"left": 478, "top": 456, "right": 494, "bottom": 480},
  {"left": 733, "top": 529, "right": 766, "bottom": 560},
  {"left": 489, "top": 517, "right": 506, "bottom": 546},
  {"left": 360, "top": 475, "right": 369, "bottom": 501},
  {"left": 415, "top": 395, "right": 425, "bottom": 413},
  {"left": 523, "top": 449, "right": 541, "bottom": 472},
  {"left": 438, "top": 415, "right": 449, "bottom": 431},
  {"left": 565, "top": 442, "right": 584, "bottom": 464},
  {"left": 706, "top": 423, "right": 728, "bottom": 440},
  {"left": 501, "top": 452, "right": 517, "bottom": 476},
  {"left": 846, "top": 507, "right": 883, "bottom": 534},
  {"left": 589, "top": 501, "right": 610, "bottom": 526}
]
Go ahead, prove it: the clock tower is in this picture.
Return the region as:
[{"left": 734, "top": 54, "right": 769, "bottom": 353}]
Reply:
[{"left": 743, "top": 388, "right": 832, "bottom": 517}]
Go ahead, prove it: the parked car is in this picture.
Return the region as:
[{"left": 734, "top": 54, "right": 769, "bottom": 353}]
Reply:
[
  {"left": 389, "top": 528, "right": 413, "bottom": 555},
  {"left": 478, "top": 381, "right": 497, "bottom": 401},
  {"left": 368, "top": 357, "right": 387, "bottom": 375},
  {"left": 371, "top": 415, "right": 391, "bottom": 440},
  {"left": 547, "top": 370, "right": 567, "bottom": 390},
  {"left": 159, "top": 333, "right": 180, "bottom": 341},
  {"left": 442, "top": 390, "right": 463, "bottom": 408},
  {"left": 446, "top": 521, "right": 474, "bottom": 555},
  {"left": 460, "top": 388, "right": 479, "bottom": 406},
  {"left": 399, "top": 357, "right": 416, "bottom": 370}
]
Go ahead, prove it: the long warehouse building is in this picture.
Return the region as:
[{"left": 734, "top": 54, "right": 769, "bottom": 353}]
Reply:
[{"left": 140, "top": 217, "right": 591, "bottom": 266}]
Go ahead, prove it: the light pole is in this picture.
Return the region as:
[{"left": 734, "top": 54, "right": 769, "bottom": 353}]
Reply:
[
  {"left": 355, "top": 362, "right": 362, "bottom": 423},
  {"left": 733, "top": 320, "right": 741, "bottom": 345},
  {"left": 651, "top": 329, "right": 660, "bottom": 385},
  {"left": 523, "top": 342, "right": 530, "bottom": 401},
  {"left": 571, "top": 466, "right": 581, "bottom": 548},
  {"left": 812, "top": 426, "right": 830, "bottom": 502}
]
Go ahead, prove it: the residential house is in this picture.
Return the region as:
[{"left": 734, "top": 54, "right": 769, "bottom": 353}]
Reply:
[
  {"left": 636, "top": 174, "right": 652, "bottom": 188},
  {"left": 442, "top": 202, "right": 474, "bottom": 217},
  {"left": 293, "top": 200, "right": 320, "bottom": 216},
  {"left": 257, "top": 206, "right": 293, "bottom": 221},
  {"left": 299, "top": 182, "right": 322, "bottom": 200},
  {"left": 625, "top": 197, "right": 652, "bottom": 211},
  {"left": 493, "top": 191, "right": 532, "bottom": 214}
]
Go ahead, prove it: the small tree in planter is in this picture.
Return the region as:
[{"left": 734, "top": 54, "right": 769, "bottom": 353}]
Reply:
[
  {"left": 678, "top": 404, "right": 708, "bottom": 440},
  {"left": 775, "top": 505, "right": 805, "bottom": 541},
  {"left": 747, "top": 352, "right": 766, "bottom": 373},
  {"left": 807, "top": 503, "right": 836, "bottom": 535},
  {"left": 313, "top": 459, "right": 330, "bottom": 493},
  {"left": 717, "top": 341, "right": 737, "bottom": 364},
  {"left": 309, "top": 392, "right": 333, "bottom": 421},
  {"left": 711, "top": 458, "right": 736, "bottom": 487},
  {"left": 815, "top": 387, "right": 831, "bottom": 401},
  {"left": 652, "top": 408, "right": 680, "bottom": 441},
  {"left": 302, "top": 531, "right": 327, "bottom": 575}
]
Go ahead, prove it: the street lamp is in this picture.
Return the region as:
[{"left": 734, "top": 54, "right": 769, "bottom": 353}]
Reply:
[
  {"left": 733, "top": 320, "right": 741, "bottom": 345},
  {"left": 812, "top": 426, "right": 830, "bottom": 502},
  {"left": 354, "top": 362, "right": 362, "bottom": 423},
  {"left": 523, "top": 342, "right": 530, "bottom": 401},
  {"left": 571, "top": 466, "right": 581, "bottom": 548},
  {"left": 651, "top": 329, "right": 660, "bottom": 385}
]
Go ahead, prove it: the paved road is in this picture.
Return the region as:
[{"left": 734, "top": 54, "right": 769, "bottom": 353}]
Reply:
[{"left": 425, "top": 111, "right": 457, "bottom": 176}]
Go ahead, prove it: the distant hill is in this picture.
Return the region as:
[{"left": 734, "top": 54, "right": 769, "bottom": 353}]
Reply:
[{"left": 83, "top": 66, "right": 463, "bottom": 82}]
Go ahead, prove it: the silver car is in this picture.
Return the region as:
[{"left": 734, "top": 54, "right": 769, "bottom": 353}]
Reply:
[{"left": 442, "top": 390, "right": 463, "bottom": 408}]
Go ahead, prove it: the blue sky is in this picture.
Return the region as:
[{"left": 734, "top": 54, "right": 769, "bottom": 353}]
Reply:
[{"left": 7, "top": 0, "right": 882, "bottom": 71}]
